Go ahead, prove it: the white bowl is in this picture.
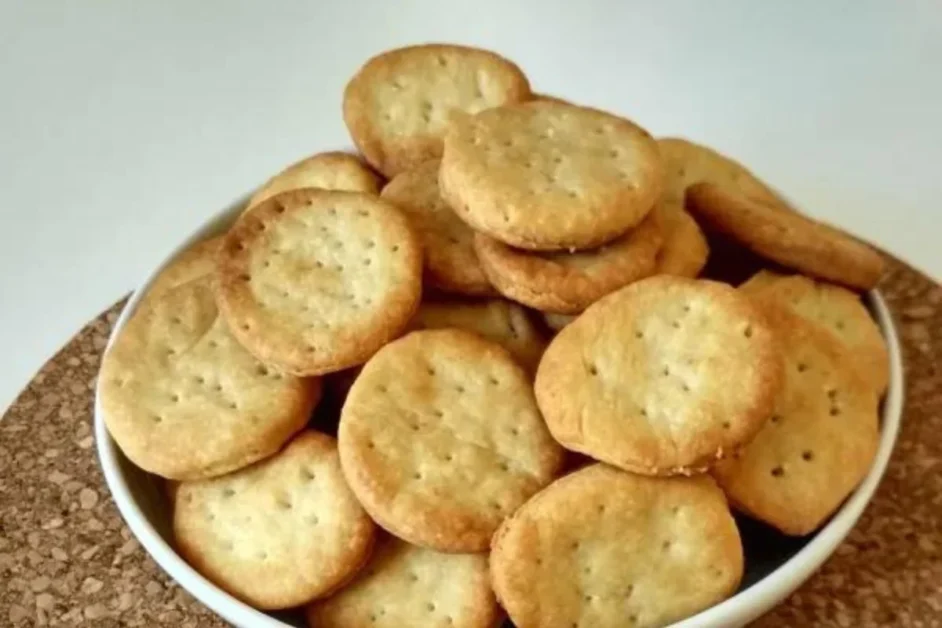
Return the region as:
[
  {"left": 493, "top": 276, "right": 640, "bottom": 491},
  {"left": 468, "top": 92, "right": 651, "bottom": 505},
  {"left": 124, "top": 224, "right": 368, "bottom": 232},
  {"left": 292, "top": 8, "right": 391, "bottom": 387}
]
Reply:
[{"left": 95, "top": 193, "right": 904, "bottom": 628}]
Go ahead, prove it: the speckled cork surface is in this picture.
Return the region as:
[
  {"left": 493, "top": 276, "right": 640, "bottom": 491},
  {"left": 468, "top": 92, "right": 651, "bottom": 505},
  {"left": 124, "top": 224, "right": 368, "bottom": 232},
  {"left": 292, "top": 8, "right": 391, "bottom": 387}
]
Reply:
[{"left": 1, "top": 258, "right": 940, "bottom": 628}]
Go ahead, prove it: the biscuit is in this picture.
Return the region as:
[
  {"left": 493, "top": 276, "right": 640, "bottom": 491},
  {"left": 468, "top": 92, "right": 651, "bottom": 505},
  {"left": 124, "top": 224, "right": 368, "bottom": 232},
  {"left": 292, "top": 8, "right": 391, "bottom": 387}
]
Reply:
[
  {"left": 144, "top": 236, "right": 222, "bottom": 302},
  {"left": 440, "top": 101, "right": 664, "bottom": 251},
  {"left": 381, "top": 159, "right": 493, "bottom": 295},
  {"left": 542, "top": 312, "right": 577, "bottom": 332},
  {"left": 473, "top": 209, "right": 663, "bottom": 314},
  {"left": 173, "top": 431, "right": 376, "bottom": 609},
  {"left": 653, "top": 201, "right": 709, "bottom": 277},
  {"left": 535, "top": 276, "right": 783, "bottom": 475},
  {"left": 657, "top": 137, "right": 782, "bottom": 206},
  {"left": 713, "top": 301, "right": 881, "bottom": 535},
  {"left": 343, "top": 44, "right": 531, "bottom": 178},
  {"left": 305, "top": 535, "right": 498, "bottom": 628},
  {"left": 687, "top": 182, "right": 885, "bottom": 290},
  {"left": 490, "top": 464, "right": 743, "bottom": 628},
  {"left": 741, "top": 271, "right": 889, "bottom": 393},
  {"left": 408, "top": 299, "right": 545, "bottom": 372},
  {"left": 215, "top": 189, "right": 423, "bottom": 376},
  {"left": 100, "top": 271, "right": 320, "bottom": 481},
  {"left": 338, "top": 329, "right": 563, "bottom": 552},
  {"left": 244, "top": 151, "right": 382, "bottom": 213}
]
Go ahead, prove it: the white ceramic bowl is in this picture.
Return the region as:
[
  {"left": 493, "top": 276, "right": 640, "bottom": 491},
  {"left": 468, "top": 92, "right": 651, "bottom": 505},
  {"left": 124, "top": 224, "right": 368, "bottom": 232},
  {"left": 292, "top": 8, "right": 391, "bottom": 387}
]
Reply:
[{"left": 95, "top": 193, "right": 904, "bottom": 628}]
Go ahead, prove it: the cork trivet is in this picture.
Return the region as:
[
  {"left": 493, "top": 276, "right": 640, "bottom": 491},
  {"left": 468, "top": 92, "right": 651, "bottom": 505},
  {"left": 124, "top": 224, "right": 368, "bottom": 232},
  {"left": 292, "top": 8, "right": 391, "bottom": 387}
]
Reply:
[{"left": 0, "top": 258, "right": 939, "bottom": 627}]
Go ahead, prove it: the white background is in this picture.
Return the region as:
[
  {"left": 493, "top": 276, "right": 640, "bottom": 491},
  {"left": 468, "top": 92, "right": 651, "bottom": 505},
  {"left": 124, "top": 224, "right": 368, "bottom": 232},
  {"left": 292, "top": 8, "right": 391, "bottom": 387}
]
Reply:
[{"left": 1, "top": 1, "right": 940, "bottom": 413}]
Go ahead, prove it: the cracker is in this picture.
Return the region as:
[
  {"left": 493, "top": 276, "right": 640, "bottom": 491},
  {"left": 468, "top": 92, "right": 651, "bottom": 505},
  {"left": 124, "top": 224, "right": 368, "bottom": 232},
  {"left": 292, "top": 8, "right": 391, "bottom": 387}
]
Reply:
[
  {"left": 741, "top": 270, "right": 889, "bottom": 393},
  {"left": 244, "top": 151, "right": 382, "bottom": 213},
  {"left": 535, "top": 276, "right": 783, "bottom": 475},
  {"left": 713, "top": 301, "right": 880, "bottom": 535},
  {"left": 657, "top": 137, "right": 782, "bottom": 206},
  {"left": 440, "top": 101, "right": 664, "bottom": 251},
  {"left": 687, "top": 183, "right": 885, "bottom": 290},
  {"left": 173, "top": 431, "right": 376, "bottom": 609},
  {"left": 542, "top": 312, "right": 577, "bottom": 332},
  {"left": 305, "top": 535, "right": 498, "bottom": 628},
  {"left": 474, "top": 209, "right": 662, "bottom": 314},
  {"left": 381, "top": 159, "right": 493, "bottom": 295},
  {"left": 215, "top": 189, "right": 423, "bottom": 376},
  {"left": 144, "top": 236, "right": 222, "bottom": 302},
  {"left": 100, "top": 273, "right": 320, "bottom": 481},
  {"left": 338, "top": 329, "right": 563, "bottom": 552},
  {"left": 408, "top": 299, "right": 545, "bottom": 372},
  {"left": 344, "top": 44, "right": 531, "bottom": 177},
  {"left": 653, "top": 201, "right": 709, "bottom": 277},
  {"left": 490, "top": 463, "right": 743, "bottom": 628}
]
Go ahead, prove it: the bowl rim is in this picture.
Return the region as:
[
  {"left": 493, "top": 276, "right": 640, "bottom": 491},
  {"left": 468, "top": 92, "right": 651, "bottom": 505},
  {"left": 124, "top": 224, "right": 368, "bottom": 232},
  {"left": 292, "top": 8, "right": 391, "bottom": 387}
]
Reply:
[{"left": 94, "top": 192, "right": 905, "bottom": 628}]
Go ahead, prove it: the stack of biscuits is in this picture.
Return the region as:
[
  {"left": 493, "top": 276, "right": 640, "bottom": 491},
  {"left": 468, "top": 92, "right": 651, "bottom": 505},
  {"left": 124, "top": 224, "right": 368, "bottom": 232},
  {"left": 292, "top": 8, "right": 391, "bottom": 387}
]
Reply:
[{"left": 99, "top": 44, "right": 890, "bottom": 628}]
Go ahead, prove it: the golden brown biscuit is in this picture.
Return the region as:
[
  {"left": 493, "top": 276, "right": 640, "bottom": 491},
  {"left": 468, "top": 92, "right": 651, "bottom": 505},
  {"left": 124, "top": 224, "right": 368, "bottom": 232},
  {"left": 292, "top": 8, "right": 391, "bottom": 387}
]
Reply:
[
  {"left": 542, "top": 312, "right": 577, "bottom": 332},
  {"left": 408, "top": 298, "right": 545, "bottom": 372},
  {"left": 305, "top": 535, "right": 498, "bottom": 628},
  {"left": 173, "top": 431, "right": 375, "bottom": 609},
  {"left": 440, "top": 100, "right": 664, "bottom": 251},
  {"left": 343, "top": 44, "right": 531, "bottom": 177},
  {"left": 381, "top": 159, "right": 493, "bottom": 295},
  {"left": 473, "top": 209, "right": 662, "bottom": 314},
  {"left": 535, "top": 276, "right": 783, "bottom": 475},
  {"left": 491, "top": 464, "right": 743, "bottom": 628},
  {"left": 687, "top": 183, "right": 885, "bottom": 290},
  {"left": 713, "top": 302, "right": 881, "bottom": 535},
  {"left": 653, "top": 201, "right": 709, "bottom": 277},
  {"left": 100, "top": 248, "right": 320, "bottom": 480},
  {"left": 338, "top": 329, "right": 563, "bottom": 552},
  {"left": 244, "top": 151, "right": 382, "bottom": 213},
  {"left": 215, "top": 189, "right": 423, "bottom": 376},
  {"left": 741, "top": 271, "right": 889, "bottom": 393},
  {"left": 144, "top": 236, "right": 222, "bottom": 302}
]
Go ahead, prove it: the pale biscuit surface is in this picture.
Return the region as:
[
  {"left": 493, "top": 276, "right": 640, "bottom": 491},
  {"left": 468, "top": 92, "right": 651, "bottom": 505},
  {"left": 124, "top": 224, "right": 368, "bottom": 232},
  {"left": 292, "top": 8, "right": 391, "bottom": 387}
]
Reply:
[
  {"left": 474, "top": 209, "right": 663, "bottom": 314},
  {"left": 687, "top": 182, "right": 885, "bottom": 290},
  {"left": 653, "top": 201, "right": 709, "bottom": 277},
  {"left": 144, "top": 235, "right": 222, "bottom": 302},
  {"left": 490, "top": 464, "right": 743, "bottom": 628},
  {"left": 100, "top": 269, "right": 319, "bottom": 481},
  {"left": 305, "top": 535, "right": 498, "bottom": 628},
  {"left": 173, "top": 431, "right": 376, "bottom": 609},
  {"left": 441, "top": 101, "right": 664, "bottom": 251},
  {"left": 216, "top": 189, "right": 422, "bottom": 375},
  {"left": 657, "top": 137, "right": 781, "bottom": 206},
  {"left": 713, "top": 302, "right": 880, "bottom": 535},
  {"left": 408, "top": 299, "right": 545, "bottom": 372},
  {"left": 381, "top": 159, "right": 493, "bottom": 295},
  {"left": 741, "top": 271, "right": 889, "bottom": 393},
  {"left": 339, "top": 329, "right": 563, "bottom": 552},
  {"left": 344, "top": 44, "right": 531, "bottom": 177},
  {"left": 245, "top": 151, "right": 382, "bottom": 212},
  {"left": 542, "top": 312, "right": 577, "bottom": 332},
  {"left": 535, "top": 276, "right": 782, "bottom": 475}
]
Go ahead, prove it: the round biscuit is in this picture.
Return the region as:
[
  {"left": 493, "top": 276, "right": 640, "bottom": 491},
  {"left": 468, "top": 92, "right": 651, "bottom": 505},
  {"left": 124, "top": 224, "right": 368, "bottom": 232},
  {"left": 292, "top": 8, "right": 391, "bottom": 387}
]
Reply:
[
  {"left": 381, "top": 159, "right": 493, "bottom": 295},
  {"left": 473, "top": 209, "right": 663, "bottom": 314},
  {"left": 741, "top": 270, "right": 889, "bottom": 393},
  {"left": 407, "top": 298, "right": 545, "bottom": 372},
  {"left": 490, "top": 464, "right": 743, "bottom": 628},
  {"left": 244, "top": 151, "right": 382, "bottom": 214},
  {"left": 343, "top": 44, "right": 531, "bottom": 178},
  {"left": 99, "top": 262, "right": 320, "bottom": 481},
  {"left": 713, "top": 301, "right": 880, "bottom": 535},
  {"left": 686, "top": 182, "right": 885, "bottom": 290},
  {"left": 440, "top": 101, "right": 664, "bottom": 251},
  {"left": 653, "top": 201, "right": 709, "bottom": 277},
  {"left": 215, "top": 189, "right": 423, "bottom": 376},
  {"left": 657, "top": 137, "right": 782, "bottom": 206},
  {"left": 535, "top": 276, "right": 783, "bottom": 475},
  {"left": 172, "top": 431, "right": 376, "bottom": 609},
  {"left": 339, "top": 329, "right": 563, "bottom": 552},
  {"left": 305, "top": 535, "right": 498, "bottom": 628},
  {"left": 143, "top": 235, "right": 222, "bottom": 302}
]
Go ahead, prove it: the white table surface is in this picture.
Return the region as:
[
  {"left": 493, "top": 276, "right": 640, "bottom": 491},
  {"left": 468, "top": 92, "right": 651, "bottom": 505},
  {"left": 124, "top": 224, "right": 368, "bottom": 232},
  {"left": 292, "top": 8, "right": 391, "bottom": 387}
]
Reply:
[{"left": 1, "top": 0, "right": 940, "bottom": 414}]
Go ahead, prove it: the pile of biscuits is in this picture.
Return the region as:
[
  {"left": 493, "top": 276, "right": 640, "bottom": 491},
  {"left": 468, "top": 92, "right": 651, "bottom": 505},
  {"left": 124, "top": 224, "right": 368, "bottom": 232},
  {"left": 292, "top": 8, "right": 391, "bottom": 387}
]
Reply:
[{"left": 99, "top": 44, "right": 890, "bottom": 628}]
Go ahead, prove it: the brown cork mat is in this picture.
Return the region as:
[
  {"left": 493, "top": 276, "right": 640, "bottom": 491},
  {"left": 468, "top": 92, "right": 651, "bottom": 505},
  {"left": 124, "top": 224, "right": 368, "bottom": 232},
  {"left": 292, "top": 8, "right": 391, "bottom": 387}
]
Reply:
[{"left": 1, "top": 258, "right": 940, "bottom": 628}]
